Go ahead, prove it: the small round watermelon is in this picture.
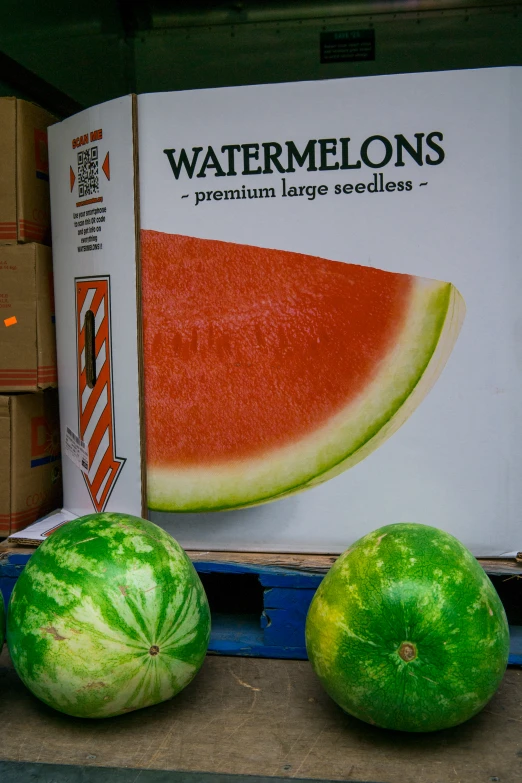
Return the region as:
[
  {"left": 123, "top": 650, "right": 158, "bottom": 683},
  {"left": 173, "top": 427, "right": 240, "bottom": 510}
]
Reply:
[
  {"left": 305, "top": 523, "right": 510, "bottom": 732},
  {"left": 7, "top": 512, "right": 211, "bottom": 718}
]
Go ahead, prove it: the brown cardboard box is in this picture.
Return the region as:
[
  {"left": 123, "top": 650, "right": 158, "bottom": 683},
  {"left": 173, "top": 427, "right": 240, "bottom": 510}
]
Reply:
[
  {"left": 0, "top": 391, "right": 62, "bottom": 537},
  {"left": 0, "top": 97, "right": 56, "bottom": 246},
  {"left": 0, "top": 243, "right": 57, "bottom": 391}
]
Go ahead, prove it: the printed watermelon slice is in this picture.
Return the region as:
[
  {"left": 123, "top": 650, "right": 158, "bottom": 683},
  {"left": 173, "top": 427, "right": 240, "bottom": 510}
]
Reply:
[{"left": 141, "top": 231, "right": 465, "bottom": 512}]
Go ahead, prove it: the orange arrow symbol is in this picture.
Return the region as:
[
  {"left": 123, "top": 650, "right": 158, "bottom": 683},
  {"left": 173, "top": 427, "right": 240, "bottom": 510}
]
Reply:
[
  {"left": 102, "top": 152, "right": 110, "bottom": 181},
  {"left": 70, "top": 166, "right": 76, "bottom": 192},
  {"left": 76, "top": 279, "right": 125, "bottom": 512}
]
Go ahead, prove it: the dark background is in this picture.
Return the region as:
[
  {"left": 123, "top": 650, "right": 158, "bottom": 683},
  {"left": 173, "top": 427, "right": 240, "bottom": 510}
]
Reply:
[{"left": 1, "top": 0, "right": 521, "bottom": 117}]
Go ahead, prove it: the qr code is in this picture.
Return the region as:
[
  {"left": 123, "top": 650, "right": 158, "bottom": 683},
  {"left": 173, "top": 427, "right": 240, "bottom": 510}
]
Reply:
[{"left": 77, "top": 147, "right": 99, "bottom": 198}]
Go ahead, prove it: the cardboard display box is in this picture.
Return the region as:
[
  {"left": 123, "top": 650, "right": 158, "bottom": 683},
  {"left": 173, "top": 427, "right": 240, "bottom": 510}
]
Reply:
[
  {"left": 48, "top": 67, "right": 522, "bottom": 556},
  {"left": 0, "top": 243, "right": 57, "bottom": 391},
  {"left": 0, "top": 97, "right": 56, "bottom": 246},
  {"left": 0, "top": 391, "right": 62, "bottom": 537}
]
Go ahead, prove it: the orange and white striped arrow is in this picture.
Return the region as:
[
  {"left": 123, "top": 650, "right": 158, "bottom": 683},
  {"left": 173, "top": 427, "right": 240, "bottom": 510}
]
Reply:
[{"left": 75, "top": 277, "right": 125, "bottom": 511}]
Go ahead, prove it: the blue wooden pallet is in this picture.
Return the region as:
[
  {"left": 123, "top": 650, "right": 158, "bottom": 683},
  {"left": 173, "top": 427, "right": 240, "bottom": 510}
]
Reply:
[
  {"left": 196, "top": 559, "right": 321, "bottom": 658},
  {"left": 1, "top": 551, "right": 521, "bottom": 665}
]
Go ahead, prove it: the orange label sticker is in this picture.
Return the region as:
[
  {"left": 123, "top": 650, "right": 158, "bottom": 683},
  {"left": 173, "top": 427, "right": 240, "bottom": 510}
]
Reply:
[{"left": 4, "top": 316, "right": 17, "bottom": 327}]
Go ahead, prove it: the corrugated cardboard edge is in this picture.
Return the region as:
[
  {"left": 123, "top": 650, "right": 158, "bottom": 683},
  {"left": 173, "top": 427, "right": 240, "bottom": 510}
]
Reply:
[
  {"left": 0, "top": 98, "right": 17, "bottom": 244},
  {"left": 0, "top": 396, "right": 12, "bottom": 536},
  {"left": 132, "top": 94, "right": 148, "bottom": 519},
  {"left": 30, "top": 244, "right": 38, "bottom": 385},
  {"left": 15, "top": 98, "right": 20, "bottom": 243},
  {"left": 0, "top": 243, "right": 39, "bottom": 391},
  {"left": 16, "top": 99, "right": 57, "bottom": 246},
  {"left": 35, "top": 244, "right": 57, "bottom": 389}
]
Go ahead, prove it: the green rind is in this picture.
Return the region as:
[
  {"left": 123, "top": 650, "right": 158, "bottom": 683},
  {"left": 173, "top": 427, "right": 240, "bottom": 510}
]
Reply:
[
  {"left": 149, "top": 280, "right": 465, "bottom": 512},
  {"left": 6, "top": 513, "right": 211, "bottom": 718},
  {"left": 305, "top": 523, "right": 509, "bottom": 733},
  {"left": 0, "top": 591, "right": 4, "bottom": 650},
  {"left": 301, "top": 284, "right": 463, "bottom": 491}
]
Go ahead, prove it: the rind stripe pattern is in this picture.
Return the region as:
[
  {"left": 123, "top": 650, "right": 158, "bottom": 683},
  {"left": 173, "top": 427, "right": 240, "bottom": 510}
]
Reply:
[
  {"left": 305, "top": 523, "right": 510, "bottom": 733},
  {"left": 6, "top": 513, "right": 211, "bottom": 718}
]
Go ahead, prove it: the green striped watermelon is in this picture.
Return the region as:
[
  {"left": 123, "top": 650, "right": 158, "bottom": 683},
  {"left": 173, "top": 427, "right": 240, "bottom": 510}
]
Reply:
[
  {"left": 305, "top": 523, "right": 509, "bottom": 732},
  {"left": 7, "top": 512, "right": 211, "bottom": 718}
]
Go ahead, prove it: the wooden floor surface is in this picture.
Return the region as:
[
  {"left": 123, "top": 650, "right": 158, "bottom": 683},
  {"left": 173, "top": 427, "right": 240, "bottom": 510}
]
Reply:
[{"left": 1, "top": 647, "right": 521, "bottom": 783}]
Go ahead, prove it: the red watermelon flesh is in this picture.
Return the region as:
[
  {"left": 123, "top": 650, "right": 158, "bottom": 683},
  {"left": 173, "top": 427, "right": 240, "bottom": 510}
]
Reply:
[{"left": 141, "top": 231, "right": 465, "bottom": 511}]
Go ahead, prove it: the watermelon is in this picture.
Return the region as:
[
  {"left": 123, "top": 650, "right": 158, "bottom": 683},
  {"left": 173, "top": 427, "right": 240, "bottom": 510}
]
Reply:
[
  {"left": 141, "top": 232, "right": 465, "bottom": 512},
  {"left": 7, "top": 512, "right": 211, "bottom": 718},
  {"left": 305, "top": 523, "right": 510, "bottom": 732}
]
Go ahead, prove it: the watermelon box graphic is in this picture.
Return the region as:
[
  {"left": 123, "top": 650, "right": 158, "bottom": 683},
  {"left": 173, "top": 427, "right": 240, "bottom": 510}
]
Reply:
[{"left": 48, "top": 67, "right": 522, "bottom": 557}]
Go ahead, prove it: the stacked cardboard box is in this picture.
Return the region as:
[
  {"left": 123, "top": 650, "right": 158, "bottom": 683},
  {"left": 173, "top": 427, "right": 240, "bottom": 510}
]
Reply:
[
  {"left": 0, "top": 97, "right": 54, "bottom": 245},
  {"left": 0, "top": 98, "right": 62, "bottom": 537}
]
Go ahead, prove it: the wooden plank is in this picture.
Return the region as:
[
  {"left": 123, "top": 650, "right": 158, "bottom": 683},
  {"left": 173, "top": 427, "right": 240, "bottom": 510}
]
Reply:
[
  {"left": 3, "top": 541, "right": 521, "bottom": 575},
  {"left": 478, "top": 558, "right": 522, "bottom": 575},
  {"left": 187, "top": 551, "right": 339, "bottom": 572},
  {"left": 192, "top": 551, "right": 522, "bottom": 575},
  {"left": 0, "top": 648, "right": 521, "bottom": 783},
  {"left": 0, "top": 542, "right": 34, "bottom": 556}
]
